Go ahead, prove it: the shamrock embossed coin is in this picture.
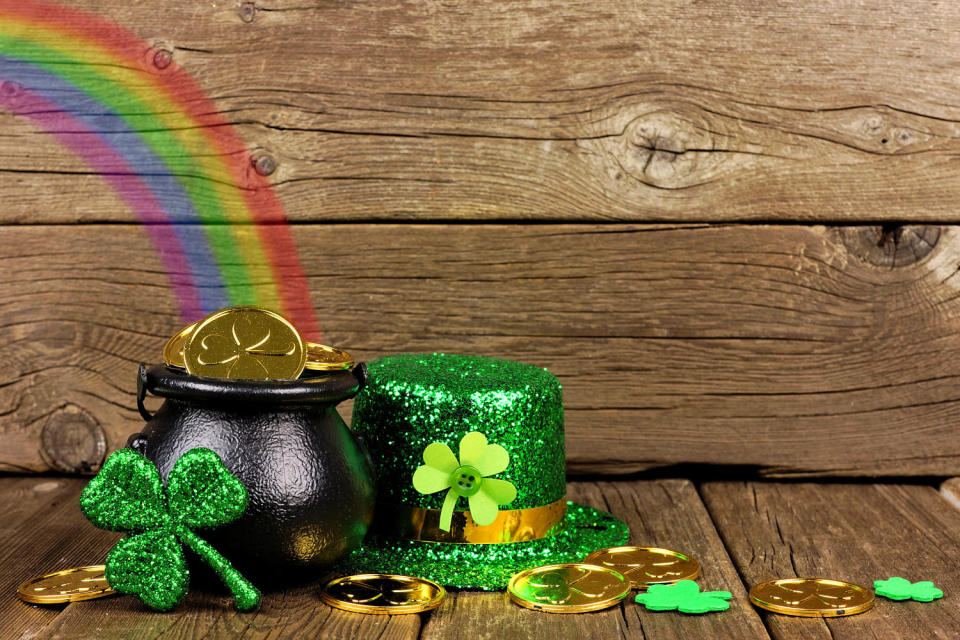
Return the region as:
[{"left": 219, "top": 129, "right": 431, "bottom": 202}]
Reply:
[
  {"left": 18, "top": 565, "right": 115, "bottom": 604},
  {"left": 184, "top": 306, "right": 306, "bottom": 380},
  {"left": 508, "top": 563, "right": 630, "bottom": 613},
  {"left": 584, "top": 546, "right": 701, "bottom": 590},
  {"left": 320, "top": 574, "right": 445, "bottom": 614},
  {"left": 163, "top": 321, "right": 197, "bottom": 370},
  {"left": 750, "top": 578, "right": 874, "bottom": 617}
]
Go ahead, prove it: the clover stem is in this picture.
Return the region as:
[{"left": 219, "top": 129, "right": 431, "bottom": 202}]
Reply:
[
  {"left": 439, "top": 488, "right": 459, "bottom": 532},
  {"left": 177, "top": 526, "right": 261, "bottom": 611}
]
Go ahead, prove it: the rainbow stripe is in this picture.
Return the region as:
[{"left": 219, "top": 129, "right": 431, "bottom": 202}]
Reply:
[{"left": 0, "top": 0, "right": 319, "bottom": 339}]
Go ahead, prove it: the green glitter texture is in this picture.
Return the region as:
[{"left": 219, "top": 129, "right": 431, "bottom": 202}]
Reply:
[
  {"left": 80, "top": 448, "right": 260, "bottom": 611},
  {"left": 338, "top": 502, "right": 628, "bottom": 590},
  {"left": 352, "top": 353, "right": 565, "bottom": 510},
  {"left": 343, "top": 353, "right": 630, "bottom": 589}
]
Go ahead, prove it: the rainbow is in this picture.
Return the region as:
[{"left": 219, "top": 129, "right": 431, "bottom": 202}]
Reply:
[{"left": 0, "top": 0, "right": 319, "bottom": 339}]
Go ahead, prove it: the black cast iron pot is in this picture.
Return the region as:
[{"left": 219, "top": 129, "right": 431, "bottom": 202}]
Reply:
[{"left": 129, "top": 363, "right": 376, "bottom": 584}]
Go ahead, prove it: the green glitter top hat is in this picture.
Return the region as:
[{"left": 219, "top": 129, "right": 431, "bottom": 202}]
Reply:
[{"left": 338, "top": 353, "right": 629, "bottom": 590}]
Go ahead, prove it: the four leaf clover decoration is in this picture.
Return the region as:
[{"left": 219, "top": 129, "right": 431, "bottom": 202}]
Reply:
[
  {"left": 636, "top": 580, "right": 732, "bottom": 614},
  {"left": 874, "top": 577, "right": 944, "bottom": 602},
  {"left": 412, "top": 431, "right": 517, "bottom": 532},
  {"left": 80, "top": 447, "right": 260, "bottom": 611}
]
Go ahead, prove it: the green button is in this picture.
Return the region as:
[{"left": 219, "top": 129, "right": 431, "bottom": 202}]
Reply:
[{"left": 449, "top": 465, "right": 482, "bottom": 497}]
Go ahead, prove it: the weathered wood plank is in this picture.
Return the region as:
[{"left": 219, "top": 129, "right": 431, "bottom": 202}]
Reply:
[
  {"left": 938, "top": 478, "right": 960, "bottom": 515},
  {"left": 421, "top": 479, "right": 769, "bottom": 640},
  {"left": 4, "top": 223, "right": 960, "bottom": 476},
  {"left": 0, "top": 477, "right": 420, "bottom": 640},
  {"left": 0, "top": 477, "right": 71, "bottom": 537},
  {"left": 5, "top": 477, "right": 766, "bottom": 640},
  {"left": 3, "top": 0, "right": 960, "bottom": 222},
  {"left": 33, "top": 582, "right": 423, "bottom": 640},
  {"left": 0, "top": 478, "right": 120, "bottom": 640},
  {"left": 700, "top": 482, "right": 960, "bottom": 639}
]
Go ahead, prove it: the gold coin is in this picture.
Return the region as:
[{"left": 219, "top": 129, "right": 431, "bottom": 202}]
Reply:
[
  {"left": 508, "top": 563, "right": 630, "bottom": 614},
  {"left": 184, "top": 306, "right": 306, "bottom": 380},
  {"left": 320, "top": 574, "right": 445, "bottom": 614},
  {"left": 18, "top": 565, "right": 115, "bottom": 604},
  {"left": 750, "top": 578, "right": 874, "bottom": 617},
  {"left": 584, "top": 546, "right": 701, "bottom": 590},
  {"left": 162, "top": 321, "right": 197, "bottom": 370},
  {"left": 304, "top": 343, "right": 355, "bottom": 371}
]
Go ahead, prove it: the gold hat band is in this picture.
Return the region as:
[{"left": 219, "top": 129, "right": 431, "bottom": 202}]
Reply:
[{"left": 377, "top": 497, "right": 567, "bottom": 544}]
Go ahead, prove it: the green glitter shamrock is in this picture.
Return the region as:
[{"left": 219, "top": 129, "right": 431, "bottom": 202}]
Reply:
[
  {"left": 636, "top": 580, "right": 733, "bottom": 614},
  {"left": 874, "top": 577, "right": 944, "bottom": 602},
  {"left": 80, "top": 447, "right": 260, "bottom": 612},
  {"left": 412, "top": 431, "right": 517, "bottom": 532}
]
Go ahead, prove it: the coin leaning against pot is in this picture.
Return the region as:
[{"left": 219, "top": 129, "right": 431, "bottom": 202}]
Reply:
[{"left": 163, "top": 306, "right": 355, "bottom": 381}]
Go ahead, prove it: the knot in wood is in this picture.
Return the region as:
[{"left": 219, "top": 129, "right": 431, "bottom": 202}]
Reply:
[
  {"left": 152, "top": 49, "right": 173, "bottom": 70},
  {"left": 859, "top": 111, "right": 913, "bottom": 152},
  {"left": 252, "top": 152, "right": 277, "bottom": 176},
  {"left": 40, "top": 405, "right": 107, "bottom": 474},
  {"left": 614, "top": 108, "right": 716, "bottom": 190},
  {"left": 830, "top": 106, "right": 932, "bottom": 154},
  {"left": 0, "top": 80, "right": 22, "bottom": 98},
  {"left": 239, "top": 1, "right": 257, "bottom": 23},
  {"left": 839, "top": 224, "right": 940, "bottom": 268}
]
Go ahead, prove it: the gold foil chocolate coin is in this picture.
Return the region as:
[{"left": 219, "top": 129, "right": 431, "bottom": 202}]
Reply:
[
  {"left": 320, "top": 574, "right": 445, "bottom": 614},
  {"left": 584, "top": 546, "right": 701, "bottom": 590},
  {"left": 304, "top": 343, "right": 355, "bottom": 371},
  {"left": 508, "top": 563, "right": 630, "bottom": 613},
  {"left": 184, "top": 306, "right": 306, "bottom": 380},
  {"left": 163, "top": 321, "right": 197, "bottom": 370},
  {"left": 749, "top": 578, "right": 874, "bottom": 617},
  {"left": 18, "top": 565, "right": 115, "bottom": 604}
]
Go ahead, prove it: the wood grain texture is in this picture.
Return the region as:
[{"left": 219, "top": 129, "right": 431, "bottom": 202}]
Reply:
[
  {"left": 0, "top": 480, "right": 120, "bottom": 640},
  {"left": 938, "top": 478, "right": 960, "bottom": 513},
  {"left": 0, "top": 477, "right": 421, "bottom": 640},
  {"left": 3, "top": 478, "right": 771, "bottom": 640},
  {"left": 423, "top": 479, "right": 770, "bottom": 640},
  {"left": 32, "top": 583, "right": 422, "bottom": 640},
  {"left": 3, "top": 0, "right": 960, "bottom": 222},
  {"left": 701, "top": 482, "right": 960, "bottom": 639},
  {"left": 5, "top": 222, "right": 960, "bottom": 476}
]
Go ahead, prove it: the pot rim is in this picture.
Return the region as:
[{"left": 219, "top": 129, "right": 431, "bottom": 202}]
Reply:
[{"left": 138, "top": 363, "right": 366, "bottom": 419}]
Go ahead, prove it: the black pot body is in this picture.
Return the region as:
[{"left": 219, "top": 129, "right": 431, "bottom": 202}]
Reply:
[{"left": 132, "top": 364, "right": 376, "bottom": 584}]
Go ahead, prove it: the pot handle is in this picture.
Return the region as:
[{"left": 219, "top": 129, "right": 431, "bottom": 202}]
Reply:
[
  {"left": 351, "top": 362, "right": 368, "bottom": 395},
  {"left": 137, "top": 363, "right": 154, "bottom": 421}
]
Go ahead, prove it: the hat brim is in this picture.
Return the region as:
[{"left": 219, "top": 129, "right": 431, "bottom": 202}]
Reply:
[{"left": 336, "top": 501, "right": 629, "bottom": 590}]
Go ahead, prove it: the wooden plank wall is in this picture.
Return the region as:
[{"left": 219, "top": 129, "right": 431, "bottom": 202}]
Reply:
[{"left": 3, "top": 0, "right": 960, "bottom": 477}]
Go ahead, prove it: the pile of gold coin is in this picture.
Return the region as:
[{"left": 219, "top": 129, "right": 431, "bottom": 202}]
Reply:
[
  {"left": 505, "top": 545, "right": 703, "bottom": 614},
  {"left": 163, "top": 306, "right": 354, "bottom": 381},
  {"left": 503, "top": 547, "right": 878, "bottom": 618},
  {"left": 14, "top": 561, "right": 881, "bottom": 619}
]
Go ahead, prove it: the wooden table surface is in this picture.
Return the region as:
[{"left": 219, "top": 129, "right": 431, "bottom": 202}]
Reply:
[{"left": 5, "top": 476, "right": 960, "bottom": 640}]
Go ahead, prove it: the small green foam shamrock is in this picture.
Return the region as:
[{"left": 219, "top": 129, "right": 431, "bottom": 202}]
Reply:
[
  {"left": 874, "top": 577, "right": 943, "bottom": 602},
  {"left": 635, "top": 580, "right": 732, "bottom": 614},
  {"left": 80, "top": 447, "right": 260, "bottom": 611},
  {"left": 412, "top": 431, "right": 517, "bottom": 532}
]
